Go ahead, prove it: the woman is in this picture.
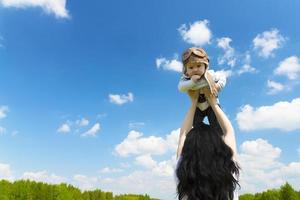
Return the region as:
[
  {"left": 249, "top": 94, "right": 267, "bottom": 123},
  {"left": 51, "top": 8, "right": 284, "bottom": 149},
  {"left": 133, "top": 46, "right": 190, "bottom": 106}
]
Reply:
[{"left": 175, "top": 88, "right": 240, "bottom": 200}]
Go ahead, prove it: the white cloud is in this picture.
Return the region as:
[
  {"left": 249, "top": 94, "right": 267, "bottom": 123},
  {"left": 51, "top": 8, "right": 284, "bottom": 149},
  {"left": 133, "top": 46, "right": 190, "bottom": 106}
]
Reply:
[
  {"left": 217, "top": 37, "right": 236, "bottom": 67},
  {"left": 120, "top": 162, "right": 130, "bottom": 168},
  {"left": 253, "top": 29, "right": 286, "bottom": 58},
  {"left": 238, "top": 138, "right": 300, "bottom": 194},
  {"left": 116, "top": 129, "right": 179, "bottom": 176},
  {"left": 178, "top": 20, "right": 212, "bottom": 46},
  {"left": 22, "top": 171, "right": 66, "bottom": 184},
  {"left": 212, "top": 69, "right": 233, "bottom": 79},
  {"left": 99, "top": 167, "right": 123, "bottom": 174},
  {"left": 135, "top": 154, "right": 157, "bottom": 169},
  {"left": 165, "top": 129, "right": 180, "bottom": 152},
  {"left": 96, "top": 113, "right": 107, "bottom": 119},
  {"left": 216, "top": 46, "right": 257, "bottom": 76},
  {"left": 298, "top": 148, "right": 300, "bottom": 157},
  {"left": 109, "top": 92, "right": 134, "bottom": 105},
  {"left": 0, "top": 126, "right": 6, "bottom": 135},
  {"left": 236, "top": 52, "right": 257, "bottom": 75},
  {"left": 73, "top": 174, "right": 98, "bottom": 191},
  {"left": 98, "top": 169, "right": 177, "bottom": 200},
  {"left": 76, "top": 118, "right": 89, "bottom": 127},
  {"left": 274, "top": 56, "right": 300, "bottom": 80},
  {"left": 236, "top": 98, "right": 300, "bottom": 131},
  {"left": 237, "top": 64, "right": 256, "bottom": 75},
  {"left": 57, "top": 123, "right": 71, "bottom": 133},
  {"left": 152, "top": 155, "right": 177, "bottom": 177},
  {"left": 0, "top": 106, "right": 9, "bottom": 119},
  {"left": 114, "top": 129, "right": 179, "bottom": 157},
  {"left": 217, "top": 37, "right": 231, "bottom": 49},
  {"left": 156, "top": 57, "right": 182, "bottom": 73},
  {"left": 128, "top": 121, "right": 145, "bottom": 130},
  {"left": 0, "top": 0, "right": 70, "bottom": 19},
  {"left": 239, "top": 139, "right": 282, "bottom": 170},
  {"left": 81, "top": 123, "right": 100, "bottom": 137},
  {"left": 237, "top": 64, "right": 257, "bottom": 75},
  {"left": 115, "top": 130, "right": 167, "bottom": 157},
  {"left": 111, "top": 129, "right": 179, "bottom": 198},
  {"left": 267, "top": 80, "right": 285, "bottom": 94},
  {"left": 0, "top": 163, "right": 13, "bottom": 180}
]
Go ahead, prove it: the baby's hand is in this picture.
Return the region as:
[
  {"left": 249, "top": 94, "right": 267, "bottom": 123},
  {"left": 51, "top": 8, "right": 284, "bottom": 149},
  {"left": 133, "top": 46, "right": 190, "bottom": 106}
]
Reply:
[{"left": 191, "top": 75, "right": 201, "bottom": 83}]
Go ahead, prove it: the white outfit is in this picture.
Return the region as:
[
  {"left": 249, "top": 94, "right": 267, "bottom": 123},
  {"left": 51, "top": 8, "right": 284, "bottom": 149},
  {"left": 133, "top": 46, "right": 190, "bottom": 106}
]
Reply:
[{"left": 178, "top": 70, "right": 226, "bottom": 111}]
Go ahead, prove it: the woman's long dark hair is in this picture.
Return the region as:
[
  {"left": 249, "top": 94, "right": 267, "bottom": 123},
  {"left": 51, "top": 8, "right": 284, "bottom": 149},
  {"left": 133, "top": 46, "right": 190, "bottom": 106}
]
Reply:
[{"left": 176, "top": 124, "right": 240, "bottom": 200}]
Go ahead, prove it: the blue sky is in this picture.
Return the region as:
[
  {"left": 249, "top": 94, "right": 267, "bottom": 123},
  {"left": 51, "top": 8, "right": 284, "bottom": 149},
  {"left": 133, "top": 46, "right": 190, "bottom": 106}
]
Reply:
[{"left": 1, "top": 0, "right": 300, "bottom": 199}]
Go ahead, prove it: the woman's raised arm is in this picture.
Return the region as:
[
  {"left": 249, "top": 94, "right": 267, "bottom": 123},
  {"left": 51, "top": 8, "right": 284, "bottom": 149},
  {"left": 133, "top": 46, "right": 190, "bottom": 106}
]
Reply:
[
  {"left": 176, "top": 90, "right": 199, "bottom": 160},
  {"left": 204, "top": 89, "right": 238, "bottom": 162}
]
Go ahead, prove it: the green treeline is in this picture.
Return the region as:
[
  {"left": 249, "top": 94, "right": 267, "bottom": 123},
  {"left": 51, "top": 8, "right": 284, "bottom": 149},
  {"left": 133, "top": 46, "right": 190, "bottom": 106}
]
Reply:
[
  {"left": 1, "top": 180, "right": 300, "bottom": 200},
  {"left": 240, "top": 182, "right": 300, "bottom": 200},
  {"left": 0, "top": 179, "right": 158, "bottom": 200}
]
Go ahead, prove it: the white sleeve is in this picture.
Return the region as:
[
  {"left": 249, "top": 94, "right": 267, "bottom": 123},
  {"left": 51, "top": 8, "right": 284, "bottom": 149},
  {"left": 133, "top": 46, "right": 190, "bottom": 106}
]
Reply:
[
  {"left": 209, "top": 70, "right": 227, "bottom": 90},
  {"left": 178, "top": 76, "right": 196, "bottom": 92}
]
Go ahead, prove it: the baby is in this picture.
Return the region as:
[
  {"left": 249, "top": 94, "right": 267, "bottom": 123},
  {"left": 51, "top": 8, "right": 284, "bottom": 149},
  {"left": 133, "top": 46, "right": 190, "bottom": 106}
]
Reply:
[{"left": 178, "top": 47, "right": 226, "bottom": 135}]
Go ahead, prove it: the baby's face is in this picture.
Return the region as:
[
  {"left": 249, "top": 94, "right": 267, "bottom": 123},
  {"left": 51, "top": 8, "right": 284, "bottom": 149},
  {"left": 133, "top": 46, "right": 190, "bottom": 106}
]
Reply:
[{"left": 185, "top": 62, "right": 206, "bottom": 77}]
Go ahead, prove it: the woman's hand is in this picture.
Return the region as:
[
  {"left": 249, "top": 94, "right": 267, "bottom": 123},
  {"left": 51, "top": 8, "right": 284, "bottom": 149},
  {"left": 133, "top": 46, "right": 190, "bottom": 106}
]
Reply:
[
  {"left": 211, "top": 83, "right": 220, "bottom": 97},
  {"left": 187, "top": 89, "right": 200, "bottom": 104},
  {"left": 203, "top": 87, "right": 217, "bottom": 106},
  {"left": 205, "top": 72, "right": 218, "bottom": 97}
]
